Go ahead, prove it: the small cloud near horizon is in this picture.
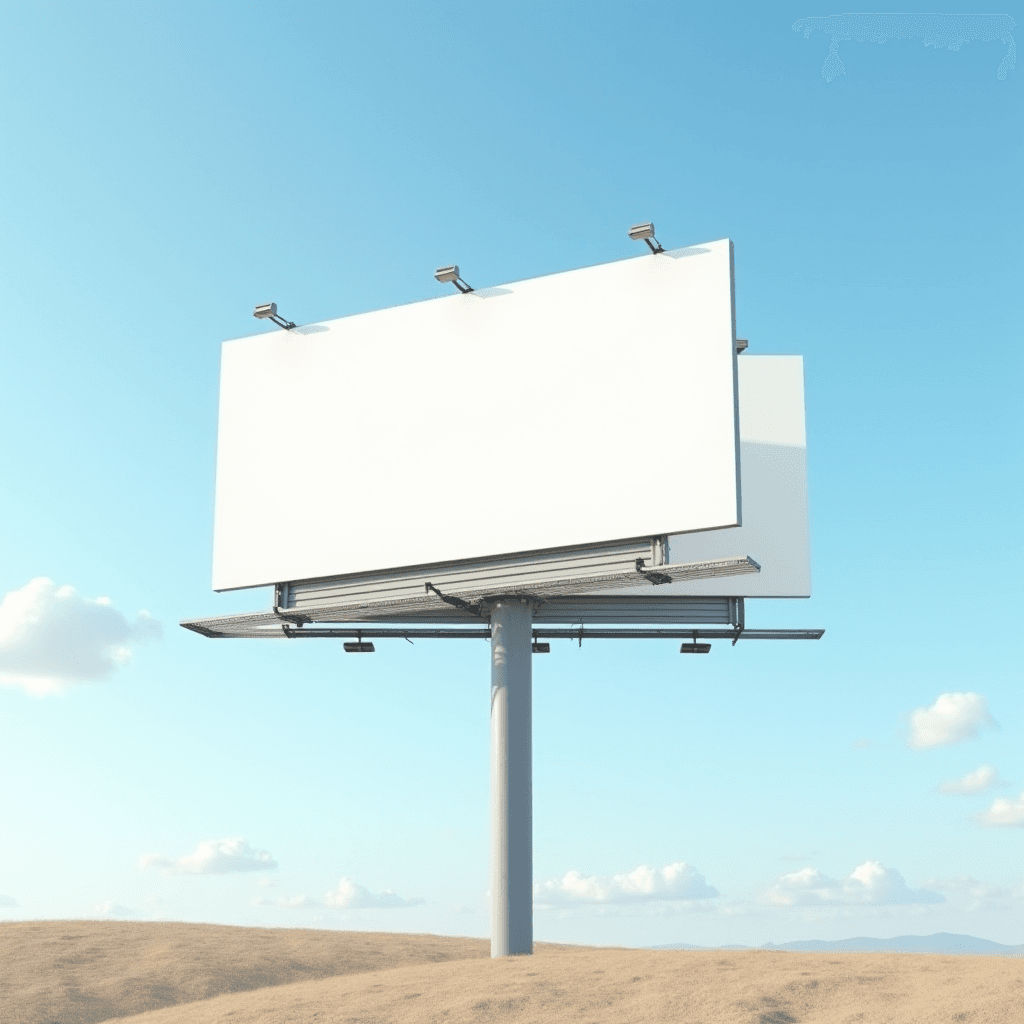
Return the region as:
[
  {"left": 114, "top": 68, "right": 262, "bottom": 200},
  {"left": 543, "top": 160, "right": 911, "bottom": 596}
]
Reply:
[
  {"left": 534, "top": 861, "right": 719, "bottom": 908},
  {"left": 0, "top": 577, "right": 161, "bottom": 696},
  {"left": 763, "top": 861, "right": 944, "bottom": 907},
  {"left": 923, "top": 875, "right": 1014, "bottom": 910},
  {"left": 325, "top": 877, "right": 425, "bottom": 910},
  {"left": 94, "top": 901, "right": 136, "bottom": 918},
  {"left": 253, "top": 894, "right": 321, "bottom": 908},
  {"left": 140, "top": 837, "right": 278, "bottom": 875},
  {"left": 908, "top": 692, "right": 995, "bottom": 750},
  {"left": 0, "top": 895, "right": 18, "bottom": 908}
]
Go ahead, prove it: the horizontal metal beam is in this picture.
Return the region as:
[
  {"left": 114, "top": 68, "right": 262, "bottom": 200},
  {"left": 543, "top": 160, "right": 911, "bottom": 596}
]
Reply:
[
  {"left": 537, "top": 629, "right": 823, "bottom": 641},
  {"left": 180, "top": 621, "right": 823, "bottom": 642}
]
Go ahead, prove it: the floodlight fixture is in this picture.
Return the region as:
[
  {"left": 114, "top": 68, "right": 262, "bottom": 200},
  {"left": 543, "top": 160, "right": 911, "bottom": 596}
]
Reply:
[
  {"left": 344, "top": 641, "right": 375, "bottom": 653},
  {"left": 532, "top": 641, "right": 550, "bottom": 654},
  {"left": 680, "top": 642, "right": 712, "bottom": 654},
  {"left": 434, "top": 265, "right": 474, "bottom": 293},
  {"left": 628, "top": 222, "right": 664, "bottom": 254},
  {"left": 344, "top": 632, "right": 375, "bottom": 653},
  {"left": 736, "top": 338, "right": 749, "bottom": 354},
  {"left": 253, "top": 302, "right": 296, "bottom": 330},
  {"left": 680, "top": 631, "right": 712, "bottom": 654}
]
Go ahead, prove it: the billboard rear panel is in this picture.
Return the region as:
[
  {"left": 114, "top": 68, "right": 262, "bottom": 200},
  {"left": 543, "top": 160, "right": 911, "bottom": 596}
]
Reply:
[
  {"left": 212, "top": 241, "right": 739, "bottom": 591},
  {"left": 598, "top": 355, "right": 810, "bottom": 599}
]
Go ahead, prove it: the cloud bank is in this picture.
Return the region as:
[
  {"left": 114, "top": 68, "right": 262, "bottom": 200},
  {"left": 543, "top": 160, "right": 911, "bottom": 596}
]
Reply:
[
  {"left": 0, "top": 577, "right": 161, "bottom": 695},
  {"left": 140, "top": 838, "right": 278, "bottom": 875},
  {"left": 976, "top": 792, "right": 1024, "bottom": 828},
  {"left": 763, "top": 861, "right": 944, "bottom": 906},
  {"left": 534, "top": 861, "right": 719, "bottom": 908},
  {"left": 908, "top": 692, "right": 994, "bottom": 749},
  {"left": 325, "top": 877, "right": 425, "bottom": 909},
  {"left": 939, "top": 765, "right": 998, "bottom": 794}
]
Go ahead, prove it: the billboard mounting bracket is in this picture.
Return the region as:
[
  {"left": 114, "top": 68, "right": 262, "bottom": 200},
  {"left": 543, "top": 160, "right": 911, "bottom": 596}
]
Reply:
[
  {"left": 635, "top": 557, "right": 672, "bottom": 585},
  {"left": 425, "top": 581, "right": 485, "bottom": 618}
]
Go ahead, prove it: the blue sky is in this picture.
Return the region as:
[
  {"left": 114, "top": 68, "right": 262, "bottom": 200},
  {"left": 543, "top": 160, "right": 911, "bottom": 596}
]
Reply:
[{"left": 1, "top": 2, "right": 1021, "bottom": 947}]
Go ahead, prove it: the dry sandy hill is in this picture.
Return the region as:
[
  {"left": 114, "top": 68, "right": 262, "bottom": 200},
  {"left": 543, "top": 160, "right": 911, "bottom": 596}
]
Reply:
[
  {"left": 4, "top": 921, "right": 1023, "bottom": 1024},
  {"left": 1, "top": 921, "right": 493, "bottom": 1024}
]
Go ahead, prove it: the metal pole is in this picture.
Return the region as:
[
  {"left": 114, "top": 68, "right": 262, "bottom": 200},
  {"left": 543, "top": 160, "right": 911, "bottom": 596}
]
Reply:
[{"left": 489, "top": 597, "right": 533, "bottom": 957}]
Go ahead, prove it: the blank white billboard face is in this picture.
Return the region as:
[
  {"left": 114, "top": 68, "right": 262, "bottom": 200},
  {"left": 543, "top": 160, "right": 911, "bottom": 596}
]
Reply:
[
  {"left": 599, "top": 355, "right": 810, "bottom": 599},
  {"left": 212, "top": 240, "right": 739, "bottom": 591}
]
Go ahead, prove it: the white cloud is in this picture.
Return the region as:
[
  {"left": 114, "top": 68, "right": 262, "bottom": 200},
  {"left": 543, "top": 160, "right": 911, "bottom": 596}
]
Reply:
[
  {"left": 325, "top": 877, "right": 425, "bottom": 909},
  {"left": 908, "top": 692, "right": 994, "bottom": 749},
  {"left": 763, "top": 861, "right": 944, "bottom": 906},
  {"left": 253, "top": 894, "right": 321, "bottom": 908},
  {"left": 140, "top": 837, "right": 278, "bottom": 875},
  {"left": 0, "top": 577, "right": 161, "bottom": 695},
  {"left": 923, "top": 875, "right": 1013, "bottom": 910},
  {"left": 976, "top": 791, "right": 1024, "bottom": 828},
  {"left": 94, "top": 901, "right": 135, "bottom": 918},
  {"left": 939, "top": 765, "right": 998, "bottom": 794},
  {"left": 0, "top": 895, "right": 17, "bottom": 908},
  {"left": 534, "top": 861, "right": 719, "bottom": 908}
]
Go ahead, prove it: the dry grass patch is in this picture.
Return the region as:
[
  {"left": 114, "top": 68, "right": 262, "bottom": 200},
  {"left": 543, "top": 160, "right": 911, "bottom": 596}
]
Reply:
[
  {"left": 109, "top": 946, "right": 1024, "bottom": 1024},
  {"left": 0, "top": 921, "right": 492, "bottom": 1024},
  {"left": 5, "top": 922, "right": 1024, "bottom": 1024}
]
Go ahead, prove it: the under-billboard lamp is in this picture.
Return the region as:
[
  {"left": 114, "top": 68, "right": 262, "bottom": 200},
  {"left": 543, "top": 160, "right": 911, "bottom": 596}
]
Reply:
[
  {"left": 680, "top": 632, "right": 711, "bottom": 654},
  {"left": 628, "top": 222, "right": 664, "bottom": 254},
  {"left": 532, "top": 641, "right": 550, "bottom": 654},
  {"left": 736, "top": 338, "right": 749, "bottom": 354},
  {"left": 434, "top": 265, "right": 474, "bottom": 293},
  {"left": 253, "top": 302, "right": 297, "bottom": 330},
  {"left": 344, "top": 632, "right": 375, "bottom": 654}
]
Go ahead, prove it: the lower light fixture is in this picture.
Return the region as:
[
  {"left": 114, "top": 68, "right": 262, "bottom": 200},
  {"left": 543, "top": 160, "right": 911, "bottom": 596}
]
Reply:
[
  {"left": 344, "top": 634, "right": 375, "bottom": 653},
  {"left": 532, "top": 641, "right": 550, "bottom": 654},
  {"left": 680, "top": 636, "right": 711, "bottom": 654}
]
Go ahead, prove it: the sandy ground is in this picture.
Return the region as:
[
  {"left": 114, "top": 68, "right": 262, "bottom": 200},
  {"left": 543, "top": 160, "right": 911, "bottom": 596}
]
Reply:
[
  {"left": 0, "top": 922, "right": 491, "bottom": 1024},
  {"left": 4, "top": 922, "right": 1022, "bottom": 1024}
]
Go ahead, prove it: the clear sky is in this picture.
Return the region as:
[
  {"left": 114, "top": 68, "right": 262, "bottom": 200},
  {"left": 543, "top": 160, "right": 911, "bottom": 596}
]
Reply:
[{"left": 1, "top": 2, "right": 1021, "bottom": 948}]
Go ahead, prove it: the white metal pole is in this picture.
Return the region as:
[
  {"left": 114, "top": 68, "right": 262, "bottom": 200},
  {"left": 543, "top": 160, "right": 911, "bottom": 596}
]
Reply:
[{"left": 489, "top": 597, "right": 533, "bottom": 957}]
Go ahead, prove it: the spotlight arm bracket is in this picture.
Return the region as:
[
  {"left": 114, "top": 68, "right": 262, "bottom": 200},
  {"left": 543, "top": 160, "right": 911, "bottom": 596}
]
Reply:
[{"left": 635, "top": 557, "right": 672, "bottom": 586}]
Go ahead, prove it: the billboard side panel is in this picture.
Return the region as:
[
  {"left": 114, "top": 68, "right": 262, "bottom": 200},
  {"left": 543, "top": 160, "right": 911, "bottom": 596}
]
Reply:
[{"left": 596, "top": 355, "right": 810, "bottom": 598}]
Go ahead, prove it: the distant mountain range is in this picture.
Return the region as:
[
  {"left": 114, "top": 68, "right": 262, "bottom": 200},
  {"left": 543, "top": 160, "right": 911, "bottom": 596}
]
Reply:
[{"left": 648, "top": 933, "right": 1024, "bottom": 956}]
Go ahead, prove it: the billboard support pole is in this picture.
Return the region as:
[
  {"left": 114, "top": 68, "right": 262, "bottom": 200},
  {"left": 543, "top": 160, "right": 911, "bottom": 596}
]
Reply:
[{"left": 488, "top": 597, "right": 533, "bottom": 957}]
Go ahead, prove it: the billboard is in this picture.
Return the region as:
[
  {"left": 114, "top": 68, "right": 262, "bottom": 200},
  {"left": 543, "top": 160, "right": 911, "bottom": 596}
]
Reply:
[{"left": 212, "top": 240, "right": 740, "bottom": 591}]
